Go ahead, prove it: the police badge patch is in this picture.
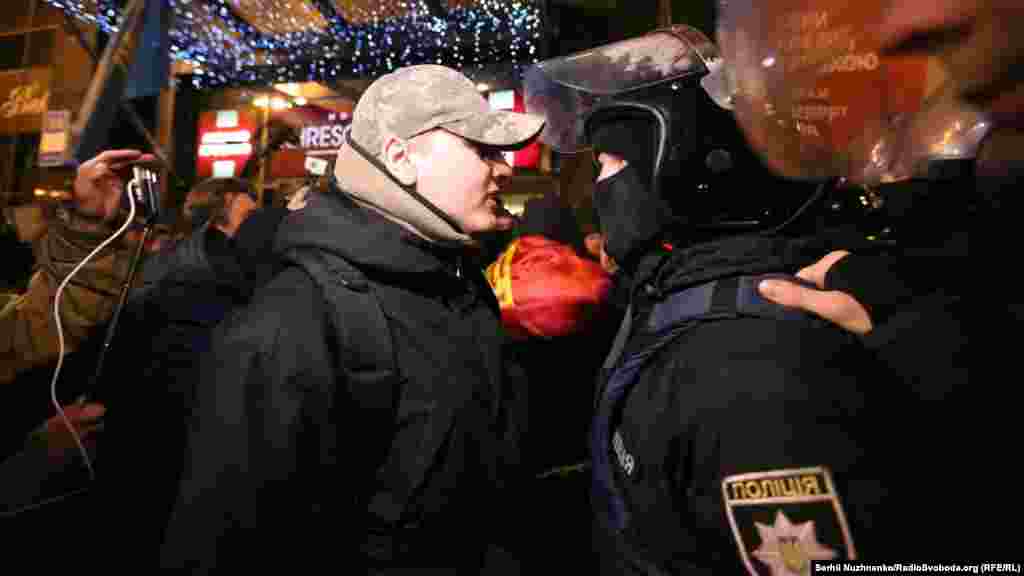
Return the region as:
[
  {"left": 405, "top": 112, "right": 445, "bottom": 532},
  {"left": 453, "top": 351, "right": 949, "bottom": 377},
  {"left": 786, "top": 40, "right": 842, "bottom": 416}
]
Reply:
[{"left": 722, "top": 467, "right": 856, "bottom": 576}]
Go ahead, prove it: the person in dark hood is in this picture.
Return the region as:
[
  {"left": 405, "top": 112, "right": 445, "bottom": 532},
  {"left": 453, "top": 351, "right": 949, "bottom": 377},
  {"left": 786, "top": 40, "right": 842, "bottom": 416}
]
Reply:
[
  {"left": 159, "top": 65, "right": 544, "bottom": 573},
  {"left": 588, "top": 118, "right": 670, "bottom": 274},
  {"left": 84, "top": 176, "right": 294, "bottom": 565},
  {"left": 115, "top": 176, "right": 285, "bottom": 378},
  {"left": 524, "top": 24, "right": 991, "bottom": 573},
  {"left": 587, "top": 110, "right": 678, "bottom": 316}
]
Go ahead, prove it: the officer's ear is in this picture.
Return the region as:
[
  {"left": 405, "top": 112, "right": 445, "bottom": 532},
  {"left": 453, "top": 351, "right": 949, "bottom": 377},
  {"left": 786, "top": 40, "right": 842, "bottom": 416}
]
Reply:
[{"left": 382, "top": 135, "right": 418, "bottom": 186}]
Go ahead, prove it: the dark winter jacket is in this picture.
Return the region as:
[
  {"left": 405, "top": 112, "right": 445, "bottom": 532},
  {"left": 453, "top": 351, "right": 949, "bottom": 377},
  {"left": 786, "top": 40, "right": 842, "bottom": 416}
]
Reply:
[{"left": 159, "top": 188, "right": 526, "bottom": 573}]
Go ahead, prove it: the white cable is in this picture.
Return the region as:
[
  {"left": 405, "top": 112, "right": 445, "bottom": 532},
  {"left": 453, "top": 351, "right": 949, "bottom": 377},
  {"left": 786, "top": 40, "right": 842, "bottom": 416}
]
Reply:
[
  {"left": 0, "top": 487, "right": 91, "bottom": 518},
  {"left": 49, "top": 181, "right": 137, "bottom": 482}
]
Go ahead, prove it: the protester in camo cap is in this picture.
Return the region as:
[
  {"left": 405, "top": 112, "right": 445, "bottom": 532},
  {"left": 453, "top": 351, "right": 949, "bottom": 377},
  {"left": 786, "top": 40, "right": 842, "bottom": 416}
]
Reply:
[
  {"left": 334, "top": 63, "right": 542, "bottom": 243},
  {"left": 161, "top": 65, "right": 546, "bottom": 573}
]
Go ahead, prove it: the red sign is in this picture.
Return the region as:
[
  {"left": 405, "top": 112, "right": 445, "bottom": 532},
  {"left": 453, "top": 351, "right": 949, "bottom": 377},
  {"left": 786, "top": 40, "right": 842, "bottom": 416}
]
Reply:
[
  {"left": 196, "top": 103, "right": 354, "bottom": 180},
  {"left": 195, "top": 109, "right": 258, "bottom": 179}
]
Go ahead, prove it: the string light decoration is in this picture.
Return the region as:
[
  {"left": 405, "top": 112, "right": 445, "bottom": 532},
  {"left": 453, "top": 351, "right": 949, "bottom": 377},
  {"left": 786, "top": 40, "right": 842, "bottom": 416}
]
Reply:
[
  {"left": 43, "top": 0, "right": 544, "bottom": 88},
  {"left": 45, "top": 0, "right": 122, "bottom": 33}
]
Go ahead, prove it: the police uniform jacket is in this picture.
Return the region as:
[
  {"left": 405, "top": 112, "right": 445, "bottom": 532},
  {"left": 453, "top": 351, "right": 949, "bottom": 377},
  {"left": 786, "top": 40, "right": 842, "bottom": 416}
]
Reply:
[{"left": 593, "top": 234, "right": 934, "bottom": 575}]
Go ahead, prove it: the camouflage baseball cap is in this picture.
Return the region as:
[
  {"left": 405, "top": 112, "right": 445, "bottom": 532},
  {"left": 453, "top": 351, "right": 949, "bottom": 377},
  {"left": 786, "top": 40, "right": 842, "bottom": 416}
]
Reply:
[{"left": 351, "top": 64, "right": 545, "bottom": 156}]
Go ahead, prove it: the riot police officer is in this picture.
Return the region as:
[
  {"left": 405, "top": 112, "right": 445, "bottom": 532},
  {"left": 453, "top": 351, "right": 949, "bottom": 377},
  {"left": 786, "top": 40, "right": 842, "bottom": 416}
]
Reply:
[{"left": 526, "top": 23, "right": 999, "bottom": 574}]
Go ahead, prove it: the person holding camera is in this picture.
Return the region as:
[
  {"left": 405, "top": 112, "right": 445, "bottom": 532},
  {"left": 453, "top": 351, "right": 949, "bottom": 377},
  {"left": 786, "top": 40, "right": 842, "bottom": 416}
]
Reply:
[
  {"left": 1, "top": 151, "right": 296, "bottom": 559},
  {"left": 0, "top": 150, "right": 151, "bottom": 388}
]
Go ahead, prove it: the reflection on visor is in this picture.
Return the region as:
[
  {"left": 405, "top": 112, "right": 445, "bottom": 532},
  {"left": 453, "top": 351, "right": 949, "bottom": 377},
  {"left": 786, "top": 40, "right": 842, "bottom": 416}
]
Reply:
[
  {"left": 523, "top": 66, "right": 599, "bottom": 153},
  {"left": 545, "top": 28, "right": 708, "bottom": 95},
  {"left": 850, "top": 82, "right": 992, "bottom": 185},
  {"left": 524, "top": 25, "right": 722, "bottom": 153},
  {"left": 715, "top": 0, "right": 990, "bottom": 185}
]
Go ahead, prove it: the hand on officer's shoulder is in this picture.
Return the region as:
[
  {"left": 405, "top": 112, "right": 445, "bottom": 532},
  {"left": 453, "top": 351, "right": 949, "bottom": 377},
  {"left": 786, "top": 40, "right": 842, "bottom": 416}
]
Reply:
[{"left": 758, "top": 251, "right": 873, "bottom": 335}]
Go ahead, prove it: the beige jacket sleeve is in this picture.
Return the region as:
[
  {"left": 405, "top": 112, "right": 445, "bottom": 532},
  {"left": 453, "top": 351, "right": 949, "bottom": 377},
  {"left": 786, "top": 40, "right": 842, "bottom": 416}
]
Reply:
[{"left": 1, "top": 206, "right": 134, "bottom": 385}]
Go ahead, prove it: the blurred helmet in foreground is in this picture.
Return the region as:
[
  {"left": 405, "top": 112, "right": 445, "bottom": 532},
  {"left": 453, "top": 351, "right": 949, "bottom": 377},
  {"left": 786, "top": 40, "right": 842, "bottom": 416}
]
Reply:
[{"left": 714, "top": 0, "right": 992, "bottom": 185}]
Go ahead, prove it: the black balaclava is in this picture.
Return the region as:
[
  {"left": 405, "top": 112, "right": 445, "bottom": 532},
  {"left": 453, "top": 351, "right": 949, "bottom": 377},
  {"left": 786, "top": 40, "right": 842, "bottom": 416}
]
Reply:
[{"left": 589, "top": 112, "right": 671, "bottom": 273}]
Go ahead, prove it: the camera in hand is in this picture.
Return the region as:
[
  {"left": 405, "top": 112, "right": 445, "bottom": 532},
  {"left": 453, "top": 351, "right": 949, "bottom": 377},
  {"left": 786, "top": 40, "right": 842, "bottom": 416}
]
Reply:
[{"left": 120, "top": 160, "right": 162, "bottom": 225}]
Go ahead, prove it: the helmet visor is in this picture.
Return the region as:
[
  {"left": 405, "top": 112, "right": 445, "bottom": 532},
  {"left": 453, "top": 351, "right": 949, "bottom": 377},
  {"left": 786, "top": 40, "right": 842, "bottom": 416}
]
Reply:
[{"left": 524, "top": 25, "right": 723, "bottom": 153}]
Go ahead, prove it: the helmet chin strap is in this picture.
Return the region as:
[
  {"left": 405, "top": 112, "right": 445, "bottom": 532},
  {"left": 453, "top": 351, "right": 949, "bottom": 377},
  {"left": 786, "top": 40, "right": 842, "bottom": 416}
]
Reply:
[{"left": 345, "top": 128, "right": 468, "bottom": 237}]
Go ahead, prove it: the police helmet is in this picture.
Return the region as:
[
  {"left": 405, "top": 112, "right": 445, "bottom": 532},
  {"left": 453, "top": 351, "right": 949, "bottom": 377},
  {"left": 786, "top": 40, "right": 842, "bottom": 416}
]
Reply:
[{"left": 524, "top": 26, "right": 822, "bottom": 238}]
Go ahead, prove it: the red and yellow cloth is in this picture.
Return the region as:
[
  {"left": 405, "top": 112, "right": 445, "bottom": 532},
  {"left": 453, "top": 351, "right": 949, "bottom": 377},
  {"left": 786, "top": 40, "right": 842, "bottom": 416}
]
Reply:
[{"left": 485, "top": 235, "right": 613, "bottom": 340}]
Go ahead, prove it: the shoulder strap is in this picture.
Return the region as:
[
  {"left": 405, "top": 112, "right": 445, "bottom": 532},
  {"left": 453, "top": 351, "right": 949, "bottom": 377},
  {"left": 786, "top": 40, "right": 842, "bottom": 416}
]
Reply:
[
  {"left": 646, "top": 273, "right": 814, "bottom": 333},
  {"left": 317, "top": 257, "right": 397, "bottom": 380},
  {"left": 292, "top": 253, "right": 399, "bottom": 474},
  {"left": 603, "top": 273, "right": 811, "bottom": 377},
  {"left": 593, "top": 273, "right": 818, "bottom": 532}
]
